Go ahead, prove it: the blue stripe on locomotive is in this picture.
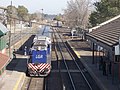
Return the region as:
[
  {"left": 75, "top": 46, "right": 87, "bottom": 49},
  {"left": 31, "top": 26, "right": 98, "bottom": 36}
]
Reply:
[{"left": 32, "top": 50, "right": 47, "bottom": 63}]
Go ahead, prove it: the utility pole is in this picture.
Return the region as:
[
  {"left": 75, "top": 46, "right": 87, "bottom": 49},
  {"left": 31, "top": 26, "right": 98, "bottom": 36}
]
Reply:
[
  {"left": 20, "top": 20, "right": 22, "bottom": 49},
  {"left": 9, "top": 0, "right": 12, "bottom": 57},
  {"left": 13, "top": 19, "right": 16, "bottom": 49},
  {"left": 41, "top": 9, "right": 43, "bottom": 23}
]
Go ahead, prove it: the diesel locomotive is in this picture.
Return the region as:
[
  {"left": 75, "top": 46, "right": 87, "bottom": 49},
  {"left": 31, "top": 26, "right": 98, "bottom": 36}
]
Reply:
[{"left": 26, "top": 26, "right": 52, "bottom": 76}]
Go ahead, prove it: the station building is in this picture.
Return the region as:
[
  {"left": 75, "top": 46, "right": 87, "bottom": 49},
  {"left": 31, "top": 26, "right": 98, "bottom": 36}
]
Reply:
[{"left": 86, "top": 14, "right": 120, "bottom": 83}]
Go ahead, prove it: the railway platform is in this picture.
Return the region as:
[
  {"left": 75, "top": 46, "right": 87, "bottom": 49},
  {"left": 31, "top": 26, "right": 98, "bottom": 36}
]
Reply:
[
  {"left": 0, "top": 25, "right": 40, "bottom": 90},
  {"left": 0, "top": 34, "right": 31, "bottom": 90},
  {"left": 68, "top": 39, "right": 118, "bottom": 90},
  {"left": 0, "top": 55, "right": 28, "bottom": 90}
]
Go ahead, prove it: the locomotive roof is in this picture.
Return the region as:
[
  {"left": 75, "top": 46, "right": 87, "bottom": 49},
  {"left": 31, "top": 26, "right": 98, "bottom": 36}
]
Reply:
[
  {"left": 35, "top": 36, "right": 47, "bottom": 40},
  {"left": 33, "top": 40, "right": 47, "bottom": 46},
  {"left": 37, "top": 26, "right": 52, "bottom": 38}
]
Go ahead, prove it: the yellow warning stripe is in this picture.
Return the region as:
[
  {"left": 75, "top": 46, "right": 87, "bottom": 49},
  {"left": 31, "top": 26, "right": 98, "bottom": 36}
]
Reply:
[
  {"left": 13, "top": 74, "right": 24, "bottom": 90},
  {"left": 72, "top": 47, "right": 81, "bottom": 58},
  {"left": 74, "top": 51, "right": 81, "bottom": 58}
]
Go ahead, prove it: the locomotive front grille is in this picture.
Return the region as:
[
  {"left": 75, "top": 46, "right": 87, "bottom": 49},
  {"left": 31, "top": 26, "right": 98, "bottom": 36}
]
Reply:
[{"left": 28, "top": 63, "right": 51, "bottom": 76}]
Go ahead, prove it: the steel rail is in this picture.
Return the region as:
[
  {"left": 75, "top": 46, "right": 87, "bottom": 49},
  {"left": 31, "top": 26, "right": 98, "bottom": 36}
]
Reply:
[
  {"left": 65, "top": 41, "right": 93, "bottom": 90},
  {"left": 26, "top": 77, "right": 33, "bottom": 90},
  {"left": 56, "top": 28, "right": 93, "bottom": 90},
  {"left": 53, "top": 28, "right": 65, "bottom": 90},
  {"left": 43, "top": 77, "right": 47, "bottom": 90},
  {"left": 44, "top": 28, "right": 64, "bottom": 90},
  {"left": 54, "top": 28, "right": 76, "bottom": 90}
]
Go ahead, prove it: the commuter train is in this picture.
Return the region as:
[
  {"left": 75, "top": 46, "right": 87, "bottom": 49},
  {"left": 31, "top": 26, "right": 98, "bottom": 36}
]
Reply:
[{"left": 26, "top": 26, "right": 52, "bottom": 76}]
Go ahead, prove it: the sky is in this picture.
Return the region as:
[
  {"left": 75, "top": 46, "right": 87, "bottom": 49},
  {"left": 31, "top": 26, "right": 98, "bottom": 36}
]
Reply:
[{"left": 0, "top": 0, "right": 70, "bottom": 14}]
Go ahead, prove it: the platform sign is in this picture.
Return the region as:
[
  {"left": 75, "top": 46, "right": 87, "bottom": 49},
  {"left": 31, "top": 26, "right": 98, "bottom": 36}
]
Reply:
[
  {"left": 32, "top": 50, "right": 47, "bottom": 63},
  {"left": 115, "top": 45, "right": 120, "bottom": 55}
]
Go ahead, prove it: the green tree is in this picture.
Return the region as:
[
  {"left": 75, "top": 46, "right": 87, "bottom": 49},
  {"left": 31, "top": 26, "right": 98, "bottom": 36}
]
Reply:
[
  {"left": 7, "top": 5, "right": 18, "bottom": 25},
  {"left": 30, "top": 12, "right": 42, "bottom": 22},
  {"left": 7, "top": 5, "right": 18, "bottom": 18},
  {"left": 89, "top": 0, "right": 120, "bottom": 27},
  {"left": 17, "top": 5, "right": 29, "bottom": 21},
  {"left": 30, "top": 13, "right": 37, "bottom": 20}
]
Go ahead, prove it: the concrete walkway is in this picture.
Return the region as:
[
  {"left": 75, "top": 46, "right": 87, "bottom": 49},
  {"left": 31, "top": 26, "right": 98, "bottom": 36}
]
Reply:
[
  {"left": 0, "top": 25, "right": 40, "bottom": 90},
  {"left": 0, "top": 34, "right": 31, "bottom": 90},
  {"left": 68, "top": 40, "right": 119, "bottom": 90},
  {"left": 0, "top": 55, "right": 28, "bottom": 90}
]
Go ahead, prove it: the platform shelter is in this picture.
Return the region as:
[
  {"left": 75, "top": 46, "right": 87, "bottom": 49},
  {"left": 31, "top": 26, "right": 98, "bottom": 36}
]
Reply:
[{"left": 86, "top": 14, "right": 120, "bottom": 84}]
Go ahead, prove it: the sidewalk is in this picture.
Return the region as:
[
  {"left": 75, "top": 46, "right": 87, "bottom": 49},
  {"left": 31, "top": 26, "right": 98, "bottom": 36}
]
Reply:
[{"left": 68, "top": 40, "right": 119, "bottom": 90}]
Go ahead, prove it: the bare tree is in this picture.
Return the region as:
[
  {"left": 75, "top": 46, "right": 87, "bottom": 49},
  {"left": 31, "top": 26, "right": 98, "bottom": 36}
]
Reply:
[
  {"left": 63, "top": 0, "right": 77, "bottom": 28},
  {"left": 31, "top": 11, "right": 42, "bottom": 22},
  {"left": 63, "top": 0, "right": 92, "bottom": 29}
]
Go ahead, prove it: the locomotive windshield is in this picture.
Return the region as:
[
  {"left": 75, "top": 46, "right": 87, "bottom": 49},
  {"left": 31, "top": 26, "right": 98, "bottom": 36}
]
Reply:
[
  {"left": 34, "top": 40, "right": 47, "bottom": 46},
  {"left": 32, "top": 40, "right": 47, "bottom": 50}
]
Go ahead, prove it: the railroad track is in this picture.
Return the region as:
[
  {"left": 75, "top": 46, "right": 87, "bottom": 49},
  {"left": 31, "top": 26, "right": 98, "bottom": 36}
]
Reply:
[
  {"left": 23, "top": 27, "right": 100, "bottom": 90},
  {"left": 21, "top": 77, "right": 44, "bottom": 90},
  {"left": 22, "top": 26, "right": 54, "bottom": 90},
  {"left": 44, "top": 27, "right": 100, "bottom": 90},
  {"left": 56, "top": 28, "right": 92, "bottom": 90},
  {"left": 21, "top": 27, "right": 47, "bottom": 90},
  {"left": 44, "top": 27, "right": 63, "bottom": 90}
]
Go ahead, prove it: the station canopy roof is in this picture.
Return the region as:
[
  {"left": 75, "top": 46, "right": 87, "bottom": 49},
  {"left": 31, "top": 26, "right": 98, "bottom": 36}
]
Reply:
[
  {"left": 87, "top": 15, "right": 120, "bottom": 47},
  {"left": 0, "top": 22, "right": 9, "bottom": 36}
]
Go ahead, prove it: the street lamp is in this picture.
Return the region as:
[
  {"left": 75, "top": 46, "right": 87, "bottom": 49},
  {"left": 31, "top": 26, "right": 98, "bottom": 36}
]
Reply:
[
  {"left": 41, "top": 9, "right": 43, "bottom": 21},
  {"left": 9, "top": 0, "right": 12, "bottom": 57}
]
